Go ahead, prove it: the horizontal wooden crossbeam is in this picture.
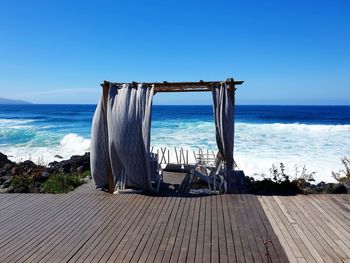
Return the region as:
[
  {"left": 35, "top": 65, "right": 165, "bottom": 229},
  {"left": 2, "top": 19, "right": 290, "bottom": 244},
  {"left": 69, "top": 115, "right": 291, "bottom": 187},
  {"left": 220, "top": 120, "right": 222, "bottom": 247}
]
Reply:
[{"left": 101, "top": 78, "right": 244, "bottom": 93}]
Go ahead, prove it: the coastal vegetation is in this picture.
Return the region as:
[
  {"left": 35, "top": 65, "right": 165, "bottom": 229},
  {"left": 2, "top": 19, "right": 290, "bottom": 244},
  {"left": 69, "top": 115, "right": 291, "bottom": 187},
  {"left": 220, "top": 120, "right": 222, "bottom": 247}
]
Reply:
[
  {"left": 0, "top": 151, "right": 349, "bottom": 194},
  {"left": 0, "top": 152, "right": 90, "bottom": 193},
  {"left": 246, "top": 162, "right": 349, "bottom": 195},
  {"left": 332, "top": 157, "right": 350, "bottom": 183}
]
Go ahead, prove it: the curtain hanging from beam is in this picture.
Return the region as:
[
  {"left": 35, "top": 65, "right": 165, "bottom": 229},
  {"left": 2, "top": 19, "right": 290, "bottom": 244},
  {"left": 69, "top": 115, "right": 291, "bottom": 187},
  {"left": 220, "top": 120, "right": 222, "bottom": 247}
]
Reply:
[
  {"left": 90, "top": 83, "right": 154, "bottom": 192},
  {"left": 212, "top": 82, "right": 235, "bottom": 192}
]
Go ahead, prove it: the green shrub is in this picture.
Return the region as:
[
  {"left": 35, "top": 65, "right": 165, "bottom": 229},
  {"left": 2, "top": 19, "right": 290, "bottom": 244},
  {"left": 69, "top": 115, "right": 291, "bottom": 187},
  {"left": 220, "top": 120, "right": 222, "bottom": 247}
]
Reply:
[
  {"left": 81, "top": 170, "right": 91, "bottom": 178},
  {"left": 11, "top": 175, "right": 34, "bottom": 191},
  {"left": 42, "top": 173, "right": 83, "bottom": 194}
]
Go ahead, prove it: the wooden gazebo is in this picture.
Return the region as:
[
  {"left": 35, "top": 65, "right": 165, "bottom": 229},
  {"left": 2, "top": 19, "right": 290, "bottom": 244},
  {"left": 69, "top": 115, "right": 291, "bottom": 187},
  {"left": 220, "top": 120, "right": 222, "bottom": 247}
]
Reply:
[{"left": 99, "top": 78, "right": 244, "bottom": 193}]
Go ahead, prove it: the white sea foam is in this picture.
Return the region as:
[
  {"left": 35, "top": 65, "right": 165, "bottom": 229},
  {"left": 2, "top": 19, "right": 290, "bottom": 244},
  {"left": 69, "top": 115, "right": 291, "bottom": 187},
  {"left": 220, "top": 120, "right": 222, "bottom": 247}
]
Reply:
[
  {"left": 2, "top": 133, "right": 90, "bottom": 165},
  {"left": 151, "top": 122, "right": 350, "bottom": 182},
  {"left": 1, "top": 122, "right": 349, "bottom": 182},
  {"left": 0, "top": 118, "right": 35, "bottom": 126},
  {"left": 59, "top": 133, "right": 90, "bottom": 155}
]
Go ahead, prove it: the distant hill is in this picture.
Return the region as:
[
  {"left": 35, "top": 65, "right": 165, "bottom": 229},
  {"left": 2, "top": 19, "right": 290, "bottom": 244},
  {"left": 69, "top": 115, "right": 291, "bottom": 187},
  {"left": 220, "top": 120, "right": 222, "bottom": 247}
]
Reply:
[{"left": 0, "top": 97, "right": 32, "bottom": 104}]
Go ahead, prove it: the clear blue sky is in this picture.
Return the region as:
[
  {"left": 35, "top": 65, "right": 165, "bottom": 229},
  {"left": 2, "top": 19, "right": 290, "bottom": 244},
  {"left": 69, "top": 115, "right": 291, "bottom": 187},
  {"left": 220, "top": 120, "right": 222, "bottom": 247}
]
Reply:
[{"left": 0, "top": 0, "right": 349, "bottom": 104}]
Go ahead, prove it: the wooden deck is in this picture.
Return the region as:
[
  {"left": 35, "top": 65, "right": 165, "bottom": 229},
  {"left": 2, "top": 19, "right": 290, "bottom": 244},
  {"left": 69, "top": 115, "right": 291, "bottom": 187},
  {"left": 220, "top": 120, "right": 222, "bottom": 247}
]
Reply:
[
  {"left": 0, "top": 182, "right": 288, "bottom": 263},
  {"left": 259, "top": 195, "right": 350, "bottom": 263},
  {"left": 0, "top": 182, "right": 349, "bottom": 263}
]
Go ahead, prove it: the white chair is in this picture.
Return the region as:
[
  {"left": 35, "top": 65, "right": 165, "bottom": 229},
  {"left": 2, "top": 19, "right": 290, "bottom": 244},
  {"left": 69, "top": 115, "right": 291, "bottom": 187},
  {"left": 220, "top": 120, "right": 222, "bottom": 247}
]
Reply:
[{"left": 188, "top": 150, "right": 224, "bottom": 194}]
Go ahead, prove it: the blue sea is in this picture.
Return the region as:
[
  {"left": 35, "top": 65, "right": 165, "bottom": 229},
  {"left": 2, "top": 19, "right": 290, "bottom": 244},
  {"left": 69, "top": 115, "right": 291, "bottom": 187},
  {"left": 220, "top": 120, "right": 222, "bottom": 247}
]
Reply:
[{"left": 1, "top": 104, "right": 350, "bottom": 182}]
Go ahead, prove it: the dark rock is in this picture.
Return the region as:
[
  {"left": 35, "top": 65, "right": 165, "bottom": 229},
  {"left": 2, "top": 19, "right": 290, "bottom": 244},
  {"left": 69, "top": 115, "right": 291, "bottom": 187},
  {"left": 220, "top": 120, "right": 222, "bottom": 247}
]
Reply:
[
  {"left": 28, "top": 186, "right": 39, "bottom": 193},
  {"left": 0, "top": 152, "right": 15, "bottom": 168},
  {"left": 76, "top": 166, "right": 85, "bottom": 174},
  {"left": 331, "top": 183, "right": 348, "bottom": 194},
  {"left": 19, "top": 160, "right": 37, "bottom": 170},
  {"left": 323, "top": 183, "right": 334, "bottom": 193},
  {"left": 2, "top": 178, "right": 12, "bottom": 188},
  {"left": 7, "top": 186, "right": 14, "bottom": 193},
  {"left": 36, "top": 171, "right": 50, "bottom": 183},
  {"left": 2, "top": 163, "right": 15, "bottom": 172},
  {"left": 344, "top": 181, "right": 350, "bottom": 192},
  {"left": 49, "top": 152, "right": 90, "bottom": 174},
  {"left": 11, "top": 167, "right": 18, "bottom": 175},
  {"left": 0, "top": 176, "right": 10, "bottom": 185},
  {"left": 13, "top": 186, "right": 27, "bottom": 193},
  {"left": 54, "top": 155, "right": 63, "bottom": 159},
  {"left": 48, "top": 161, "right": 58, "bottom": 167}
]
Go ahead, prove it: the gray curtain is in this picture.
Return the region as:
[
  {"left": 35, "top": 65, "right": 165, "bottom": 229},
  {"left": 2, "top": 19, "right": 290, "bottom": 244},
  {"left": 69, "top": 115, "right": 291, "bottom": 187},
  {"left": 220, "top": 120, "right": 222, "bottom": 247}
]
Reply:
[
  {"left": 90, "top": 94, "right": 110, "bottom": 189},
  {"left": 91, "top": 83, "right": 154, "bottom": 192},
  {"left": 212, "top": 82, "right": 235, "bottom": 190}
]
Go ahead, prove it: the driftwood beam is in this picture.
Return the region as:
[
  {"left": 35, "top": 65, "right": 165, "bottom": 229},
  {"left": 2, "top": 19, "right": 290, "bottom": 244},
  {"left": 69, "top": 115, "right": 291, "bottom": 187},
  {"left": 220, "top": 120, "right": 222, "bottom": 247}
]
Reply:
[{"left": 101, "top": 79, "right": 244, "bottom": 93}]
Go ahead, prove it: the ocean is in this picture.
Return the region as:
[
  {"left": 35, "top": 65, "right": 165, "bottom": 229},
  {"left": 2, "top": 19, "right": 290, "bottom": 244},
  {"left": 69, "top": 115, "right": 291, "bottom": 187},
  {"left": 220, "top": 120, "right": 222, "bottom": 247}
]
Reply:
[{"left": 1, "top": 104, "right": 350, "bottom": 182}]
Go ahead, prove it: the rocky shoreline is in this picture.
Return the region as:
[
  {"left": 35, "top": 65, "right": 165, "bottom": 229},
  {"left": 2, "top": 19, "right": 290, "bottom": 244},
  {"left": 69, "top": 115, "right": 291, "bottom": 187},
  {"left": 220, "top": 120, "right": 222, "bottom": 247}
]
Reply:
[
  {"left": 0, "top": 152, "right": 91, "bottom": 193},
  {"left": 0, "top": 151, "right": 349, "bottom": 194}
]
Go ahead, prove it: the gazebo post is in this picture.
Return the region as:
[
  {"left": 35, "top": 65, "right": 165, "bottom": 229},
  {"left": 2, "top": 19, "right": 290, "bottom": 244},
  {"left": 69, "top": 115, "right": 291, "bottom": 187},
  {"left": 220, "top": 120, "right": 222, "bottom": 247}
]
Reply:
[
  {"left": 102, "top": 82, "right": 114, "bottom": 194},
  {"left": 228, "top": 78, "right": 236, "bottom": 192}
]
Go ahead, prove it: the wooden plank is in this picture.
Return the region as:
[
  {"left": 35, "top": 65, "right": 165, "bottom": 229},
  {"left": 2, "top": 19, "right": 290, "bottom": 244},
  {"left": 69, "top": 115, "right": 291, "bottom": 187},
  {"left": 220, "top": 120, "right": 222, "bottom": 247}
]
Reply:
[
  {"left": 161, "top": 197, "right": 188, "bottom": 263},
  {"left": 194, "top": 196, "right": 206, "bottom": 263},
  {"left": 258, "top": 196, "right": 301, "bottom": 263},
  {"left": 79, "top": 194, "right": 143, "bottom": 262},
  {"left": 186, "top": 196, "right": 201, "bottom": 263},
  {"left": 225, "top": 195, "right": 245, "bottom": 263},
  {"left": 217, "top": 195, "right": 228, "bottom": 263},
  {"left": 203, "top": 196, "right": 212, "bottom": 262},
  {"left": 246, "top": 195, "right": 288, "bottom": 263},
  {"left": 0, "top": 195, "right": 71, "bottom": 248},
  {"left": 0, "top": 194, "right": 54, "bottom": 228},
  {"left": 266, "top": 196, "right": 319, "bottom": 263},
  {"left": 137, "top": 197, "right": 174, "bottom": 262},
  {"left": 145, "top": 197, "right": 181, "bottom": 263},
  {"left": 306, "top": 196, "right": 350, "bottom": 250},
  {"left": 0, "top": 195, "right": 77, "bottom": 262},
  {"left": 129, "top": 196, "right": 170, "bottom": 263},
  {"left": 286, "top": 195, "right": 346, "bottom": 262},
  {"left": 0, "top": 187, "right": 309, "bottom": 263},
  {"left": 116, "top": 196, "right": 163, "bottom": 262},
  {"left": 169, "top": 198, "right": 191, "bottom": 263},
  {"left": 53, "top": 195, "right": 134, "bottom": 262},
  {"left": 92, "top": 195, "right": 152, "bottom": 262},
  {"left": 293, "top": 195, "right": 350, "bottom": 259},
  {"left": 178, "top": 196, "right": 196, "bottom": 263},
  {"left": 311, "top": 195, "right": 350, "bottom": 232},
  {"left": 241, "top": 195, "right": 272, "bottom": 262},
  {"left": 235, "top": 195, "right": 263, "bottom": 262},
  {"left": 18, "top": 195, "right": 105, "bottom": 262}
]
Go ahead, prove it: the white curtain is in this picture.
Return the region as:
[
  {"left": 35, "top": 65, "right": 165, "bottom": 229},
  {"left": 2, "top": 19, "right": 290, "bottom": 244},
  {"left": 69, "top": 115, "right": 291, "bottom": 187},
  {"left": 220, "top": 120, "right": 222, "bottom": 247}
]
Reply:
[
  {"left": 212, "top": 82, "right": 235, "bottom": 191},
  {"left": 91, "top": 83, "right": 154, "bottom": 192}
]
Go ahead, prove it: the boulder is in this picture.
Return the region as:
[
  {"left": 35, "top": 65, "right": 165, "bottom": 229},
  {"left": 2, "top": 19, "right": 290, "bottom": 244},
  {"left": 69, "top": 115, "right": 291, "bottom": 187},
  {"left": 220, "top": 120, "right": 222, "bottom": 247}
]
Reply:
[
  {"left": 49, "top": 152, "right": 90, "bottom": 174},
  {"left": 34, "top": 171, "right": 50, "bottom": 183},
  {"left": 13, "top": 186, "right": 27, "bottom": 193},
  {"left": 2, "top": 178, "right": 12, "bottom": 188},
  {"left": 76, "top": 166, "right": 85, "bottom": 174},
  {"left": 331, "top": 183, "right": 348, "bottom": 194},
  {"left": 0, "top": 152, "right": 14, "bottom": 168}
]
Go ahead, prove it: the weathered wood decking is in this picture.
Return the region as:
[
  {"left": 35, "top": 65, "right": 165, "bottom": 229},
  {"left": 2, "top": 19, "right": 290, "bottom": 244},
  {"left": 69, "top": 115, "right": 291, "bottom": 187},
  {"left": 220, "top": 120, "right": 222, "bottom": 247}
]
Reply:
[
  {"left": 259, "top": 195, "right": 350, "bottom": 263},
  {"left": 0, "top": 182, "right": 287, "bottom": 263},
  {"left": 0, "top": 182, "right": 349, "bottom": 263}
]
